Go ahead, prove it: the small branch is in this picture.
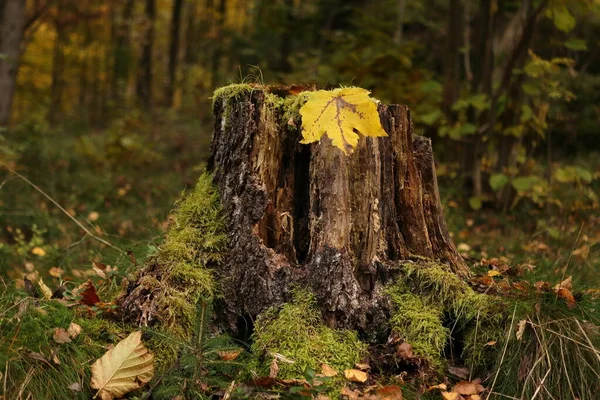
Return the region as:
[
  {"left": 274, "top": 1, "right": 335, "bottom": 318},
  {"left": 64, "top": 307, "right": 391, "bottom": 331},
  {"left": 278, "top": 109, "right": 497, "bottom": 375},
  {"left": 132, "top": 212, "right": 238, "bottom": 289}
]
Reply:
[{"left": 1, "top": 163, "right": 124, "bottom": 254}]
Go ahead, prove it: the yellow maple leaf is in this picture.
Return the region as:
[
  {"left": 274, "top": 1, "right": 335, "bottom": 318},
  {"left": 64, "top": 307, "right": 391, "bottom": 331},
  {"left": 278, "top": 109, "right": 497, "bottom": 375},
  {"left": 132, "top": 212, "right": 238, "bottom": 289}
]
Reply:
[{"left": 299, "top": 87, "right": 387, "bottom": 154}]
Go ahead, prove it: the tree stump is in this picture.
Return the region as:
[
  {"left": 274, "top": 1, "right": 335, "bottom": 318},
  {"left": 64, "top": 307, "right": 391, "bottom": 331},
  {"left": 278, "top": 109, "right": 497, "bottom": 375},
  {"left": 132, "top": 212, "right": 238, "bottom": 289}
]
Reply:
[{"left": 208, "top": 85, "right": 469, "bottom": 336}]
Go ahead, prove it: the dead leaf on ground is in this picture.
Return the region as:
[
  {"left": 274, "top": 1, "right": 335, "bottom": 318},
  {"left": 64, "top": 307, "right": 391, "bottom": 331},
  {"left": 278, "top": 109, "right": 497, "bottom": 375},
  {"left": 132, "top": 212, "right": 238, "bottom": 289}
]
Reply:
[
  {"left": 90, "top": 331, "right": 154, "bottom": 400},
  {"left": 77, "top": 279, "right": 100, "bottom": 306},
  {"left": 67, "top": 322, "right": 82, "bottom": 339},
  {"left": 321, "top": 364, "right": 338, "bottom": 377},
  {"left": 516, "top": 320, "right": 527, "bottom": 341},
  {"left": 556, "top": 287, "right": 577, "bottom": 308},
  {"left": 447, "top": 365, "right": 470, "bottom": 380},
  {"left": 31, "top": 246, "right": 46, "bottom": 257},
  {"left": 49, "top": 267, "right": 64, "bottom": 278},
  {"left": 429, "top": 383, "right": 448, "bottom": 391},
  {"left": 452, "top": 380, "right": 485, "bottom": 396},
  {"left": 53, "top": 328, "right": 72, "bottom": 344},
  {"left": 341, "top": 386, "right": 360, "bottom": 400},
  {"left": 396, "top": 342, "right": 414, "bottom": 359},
  {"left": 67, "top": 382, "right": 82, "bottom": 392},
  {"left": 38, "top": 278, "right": 53, "bottom": 300},
  {"left": 344, "top": 368, "right": 368, "bottom": 383},
  {"left": 441, "top": 392, "right": 461, "bottom": 400},
  {"left": 376, "top": 384, "right": 404, "bottom": 400},
  {"left": 355, "top": 362, "right": 371, "bottom": 371},
  {"left": 269, "top": 357, "right": 279, "bottom": 378},
  {"left": 217, "top": 348, "right": 242, "bottom": 361},
  {"left": 485, "top": 341, "right": 497, "bottom": 346},
  {"left": 553, "top": 276, "right": 572, "bottom": 291}
]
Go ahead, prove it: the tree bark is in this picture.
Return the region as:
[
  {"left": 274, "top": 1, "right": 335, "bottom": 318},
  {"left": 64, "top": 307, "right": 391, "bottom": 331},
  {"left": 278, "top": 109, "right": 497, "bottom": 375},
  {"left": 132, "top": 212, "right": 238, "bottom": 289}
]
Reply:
[
  {"left": 209, "top": 88, "right": 469, "bottom": 334},
  {"left": 0, "top": 0, "right": 26, "bottom": 127}
]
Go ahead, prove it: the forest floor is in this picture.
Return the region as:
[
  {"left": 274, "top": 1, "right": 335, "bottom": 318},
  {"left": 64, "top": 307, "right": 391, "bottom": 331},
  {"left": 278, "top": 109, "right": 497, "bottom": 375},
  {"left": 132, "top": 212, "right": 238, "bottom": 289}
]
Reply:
[{"left": 1, "top": 114, "right": 599, "bottom": 399}]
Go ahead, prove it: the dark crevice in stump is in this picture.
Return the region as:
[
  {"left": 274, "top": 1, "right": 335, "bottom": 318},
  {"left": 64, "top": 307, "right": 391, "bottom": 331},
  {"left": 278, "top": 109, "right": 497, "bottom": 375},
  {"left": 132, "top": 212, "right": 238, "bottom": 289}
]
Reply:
[{"left": 209, "top": 88, "right": 470, "bottom": 337}]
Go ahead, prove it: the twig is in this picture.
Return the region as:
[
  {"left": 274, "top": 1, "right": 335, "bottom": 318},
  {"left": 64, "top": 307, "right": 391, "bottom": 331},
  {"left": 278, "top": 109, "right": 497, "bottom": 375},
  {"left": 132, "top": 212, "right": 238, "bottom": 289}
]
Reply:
[{"left": 0, "top": 163, "right": 124, "bottom": 254}]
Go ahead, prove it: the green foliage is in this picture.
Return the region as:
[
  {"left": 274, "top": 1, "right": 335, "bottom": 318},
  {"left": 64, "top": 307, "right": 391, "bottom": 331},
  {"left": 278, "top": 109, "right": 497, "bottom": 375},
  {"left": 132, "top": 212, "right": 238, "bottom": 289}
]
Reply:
[{"left": 249, "top": 289, "right": 365, "bottom": 381}]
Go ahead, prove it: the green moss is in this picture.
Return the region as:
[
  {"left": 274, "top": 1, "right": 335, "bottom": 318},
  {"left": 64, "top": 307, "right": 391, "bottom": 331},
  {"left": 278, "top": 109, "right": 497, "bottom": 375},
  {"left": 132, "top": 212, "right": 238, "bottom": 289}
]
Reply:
[
  {"left": 387, "top": 260, "right": 508, "bottom": 372},
  {"left": 211, "top": 83, "right": 254, "bottom": 109},
  {"left": 140, "top": 172, "right": 227, "bottom": 339},
  {"left": 249, "top": 289, "right": 365, "bottom": 382}
]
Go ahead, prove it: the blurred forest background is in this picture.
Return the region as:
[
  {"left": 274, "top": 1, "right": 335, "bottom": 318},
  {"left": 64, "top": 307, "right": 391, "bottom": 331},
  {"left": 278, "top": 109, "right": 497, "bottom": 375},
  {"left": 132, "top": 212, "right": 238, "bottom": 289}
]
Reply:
[{"left": 0, "top": 0, "right": 599, "bottom": 287}]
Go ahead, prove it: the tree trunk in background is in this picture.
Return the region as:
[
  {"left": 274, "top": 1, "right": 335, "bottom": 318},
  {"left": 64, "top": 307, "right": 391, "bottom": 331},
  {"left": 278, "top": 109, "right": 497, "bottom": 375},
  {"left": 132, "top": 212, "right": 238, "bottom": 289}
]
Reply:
[
  {"left": 0, "top": 0, "right": 26, "bottom": 127},
  {"left": 208, "top": 89, "right": 469, "bottom": 333},
  {"left": 210, "top": 0, "right": 226, "bottom": 89},
  {"left": 111, "top": 0, "right": 134, "bottom": 108},
  {"left": 136, "top": 0, "right": 155, "bottom": 109},
  {"left": 48, "top": 17, "right": 66, "bottom": 125},
  {"left": 165, "top": 0, "right": 184, "bottom": 107},
  {"left": 442, "top": 0, "right": 462, "bottom": 118}
]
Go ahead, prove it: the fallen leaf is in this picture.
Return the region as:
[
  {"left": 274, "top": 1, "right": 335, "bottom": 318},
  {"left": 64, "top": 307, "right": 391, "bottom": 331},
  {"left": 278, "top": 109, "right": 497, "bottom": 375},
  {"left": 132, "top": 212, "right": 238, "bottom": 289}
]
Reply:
[
  {"left": 553, "top": 276, "right": 572, "bottom": 291},
  {"left": 376, "top": 384, "right": 404, "bottom": 400},
  {"left": 67, "top": 322, "right": 82, "bottom": 339},
  {"left": 92, "top": 261, "right": 108, "bottom": 279},
  {"left": 516, "top": 320, "right": 527, "bottom": 341},
  {"left": 485, "top": 341, "right": 497, "bottom": 346},
  {"left": 441, "top": 392, "right": 461, "bottom": 400},
  {"left": 487, "top": 270, "right": 502, "bottom": 277},
  {"left": 321, "top": 364, "right": 338, "bottom": 377},
  {"left": 217, "top": 349, "right": 242, "bottom": 361},
  {"left": 429, "top": 383, "right": 448, "bottom": 391},
  {"left": 38, "top": 278, "right": 53, "bottom": 300},
  {"left": 31, "top": 246, "right": 46, "bottom": 257},
  {"left": 269, "top": 358, "right": 279, "bottom": 379},
  {"left": 51, "top": 348, "right": 61, "bottom": 365},
  {"left": 68, "top": 382, "right": 82, "bottom": 392},
  {"left": 77, "top": 279, "right": 100, "bottom": 306},
  {"left": 556, "top": 287, "right": 577, "bottom": 308},
  {"left": 53, "top": 328, "right": 72, "bottom": 344},
  {"left": 447, "top": 365, "right": 470, "bottom": 380},
  {"left": 355, "top": 362, "right": 371, "bottom": 371},
  {"left": 452, "top": 381, "right": 479, "bottom": 395},
  {"left": 49, "top": 267, "right": 64, "bottom": 278},
  {"left": 341, "top": 386, "right": 360, "bottom": 400},
  {"left": 396, "top": 342, "right": 414, "bottom": 359},
  {"left": 299, "top": 87, "right": 387, "bottom": 154},
  {"left": 457, "top": 243, "right": 471, "bottom": 252},
  {"left": 90, "top": 331, "right": 154, "bottom": 400},
  {"left": 344, "top": 369, "right": 368, "bottom": 383},
  {"left": 88, "top": 211, "right": 100, "bottom": 221}
]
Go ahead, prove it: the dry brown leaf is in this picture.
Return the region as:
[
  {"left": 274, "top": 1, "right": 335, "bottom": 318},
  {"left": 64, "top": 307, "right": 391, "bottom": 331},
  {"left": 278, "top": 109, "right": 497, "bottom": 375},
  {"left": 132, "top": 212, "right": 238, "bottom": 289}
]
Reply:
[
  {"left": 269, "top": 358, "right": 279, "bottom": 379},
  {"left": 49, "top": 267, "right": 64, "bottom": 278},
  {"left": 68, "top": 382, "right": 82, "bottom": 392},
  {"left": 553, "top": 276, "right": 572, "bottom": 291},
  {"left": 396, "top": 342, "right": 414, "bottom": 359},
  {"left": 441, "top": 392, "right": 461, "bottom": 400},
  {"left": 447, "top": 365, "right": 470, "bottom": 380},
  {"left": 51, "top": 348, "right": 61, "bottom": 365},
  {"left": 53, "top": 328, "right": 72, "bottom": 344},
  {"left": 90, "top": 331, "right": 154, "bottom": 400},
  {"left": 452, "top": 381, "right": 479, "bottom": 395},
  {"left": 429, "top": 383, "right": 448, "bottom": 391},
  {"left": 355, "top": 362, "right": 371, "bottom": 371},
  {"left": 556, "top": 287, "right": 577, "bottom": 308},
  {"left": 321, "top": 364, "right": 338, "bottom": 377},
  {"left": 485, "top": 341, "right": 497, "bottom": 346},
  {"left": 341, "top": 386, "right": 360, "bottom": 400},
  {"left": 67, "top": 322, "right": 82, "bottom": 339},
  {"left": 376, "top": 384, "right": 404, "bottom": 400},
  {"left": 31, "top": 246, "right": 46, "bottom": 257},
  {"left": 344, "top": 368, "right": 368, "bottom": 383},
  {"left": 516, "top": 320, "right": 527, "bottom": 341},
  {"left": 217, "top": 349, "right": 242, "bottom": 361}
]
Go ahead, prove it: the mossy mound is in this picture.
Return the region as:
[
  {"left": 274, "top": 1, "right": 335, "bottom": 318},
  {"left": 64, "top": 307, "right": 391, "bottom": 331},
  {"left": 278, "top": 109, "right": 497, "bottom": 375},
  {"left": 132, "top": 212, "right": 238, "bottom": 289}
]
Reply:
[
  {"left": 387, "top": 260, "right": 507, "bottom": 372},
  {"left": 248, "top": 289, "right": 366, "bottom": 381},
  {"left": 0, "top": 294, "right": 124, "bottom": 400},
  {"left": 119, "top": 172, "right": 227, "bottom": 340}
]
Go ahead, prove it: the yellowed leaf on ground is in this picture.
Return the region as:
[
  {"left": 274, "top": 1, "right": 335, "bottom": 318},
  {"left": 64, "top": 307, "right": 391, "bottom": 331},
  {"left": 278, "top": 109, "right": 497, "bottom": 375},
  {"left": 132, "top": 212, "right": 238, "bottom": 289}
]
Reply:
[
  {"left": 299, "top": 87, "right": 387, "bottom": 154},
  {"left": 217, "top": 348, "right": 243, "bottom": 361},
  {"left": 321, "top": 364, "right": 338, "bottom": 377},
  {"left": 67, "top": 322, "right": 82, "bottom": 339},
  {"left": 38, "top": 278, "right": 53, "bottom": 299},
  {"left": 516, "top": 319, "right": 527, "bottom": 340},
  {"left": 90, "top": 331, "right": 154, "bottom": 400},
  {"left": 376, "top": 384, "right": 404, "bottom": 400},
  {"left": 31, "top": 246, "right": 46, "bottom": 257},
  {"left": 441, "top": 391, "right": 461, "bottom": 400},
  {"left": 344, "top": 368, "right": 368, "bottom": 383}
]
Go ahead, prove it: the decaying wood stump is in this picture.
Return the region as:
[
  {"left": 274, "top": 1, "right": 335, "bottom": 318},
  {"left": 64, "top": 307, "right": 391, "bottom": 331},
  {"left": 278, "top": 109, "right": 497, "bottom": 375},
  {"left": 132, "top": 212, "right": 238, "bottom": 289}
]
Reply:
[{"left": 208, "top": 86, "right": 469, "bottom": 336}]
